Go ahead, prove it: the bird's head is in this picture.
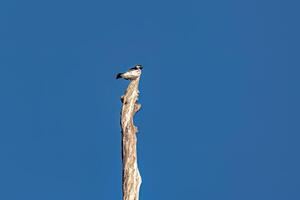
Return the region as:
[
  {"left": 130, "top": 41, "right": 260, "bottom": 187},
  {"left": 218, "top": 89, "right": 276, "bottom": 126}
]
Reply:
[{"left": 135, "top": 64, "right": 143, "bottom": 70}]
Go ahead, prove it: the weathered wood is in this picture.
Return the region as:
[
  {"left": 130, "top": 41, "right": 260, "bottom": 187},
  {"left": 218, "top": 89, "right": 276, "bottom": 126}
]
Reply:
[{"left": 120, "top": 77, "right": 142, "bottom": 200}]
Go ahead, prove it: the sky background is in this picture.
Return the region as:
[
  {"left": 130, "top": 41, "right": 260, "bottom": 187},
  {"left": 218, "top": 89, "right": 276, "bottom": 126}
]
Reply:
[{"left": 0, "top": 0, "right": 299, "bottom": 199}]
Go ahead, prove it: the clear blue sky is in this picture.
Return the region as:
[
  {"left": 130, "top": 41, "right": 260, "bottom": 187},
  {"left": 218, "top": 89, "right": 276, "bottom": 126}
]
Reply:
[{"left": 0, "top": 0, "right": 299, "bottom": 199}]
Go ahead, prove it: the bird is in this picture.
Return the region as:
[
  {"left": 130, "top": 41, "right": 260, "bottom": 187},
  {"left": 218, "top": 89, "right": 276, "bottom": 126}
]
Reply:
[{"left": 116, "top": 64, "right": 143, "bottom": 80}]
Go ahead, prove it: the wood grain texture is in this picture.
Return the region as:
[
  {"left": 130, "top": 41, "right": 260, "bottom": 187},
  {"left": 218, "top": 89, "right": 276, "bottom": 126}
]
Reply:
[{"left": 120, "top": 77, "right": 142, "bottom": 200}]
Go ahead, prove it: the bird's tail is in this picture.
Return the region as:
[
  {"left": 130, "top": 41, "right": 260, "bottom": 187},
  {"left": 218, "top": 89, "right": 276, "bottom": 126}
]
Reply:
[{"left": 116, "top": 73, "right": 123, "bottom": 79}]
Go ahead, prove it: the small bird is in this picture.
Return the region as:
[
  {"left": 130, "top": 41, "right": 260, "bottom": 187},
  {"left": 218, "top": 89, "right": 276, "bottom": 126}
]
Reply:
[{"left": 116, "top": 64, "right": 143, "bottom": 80}]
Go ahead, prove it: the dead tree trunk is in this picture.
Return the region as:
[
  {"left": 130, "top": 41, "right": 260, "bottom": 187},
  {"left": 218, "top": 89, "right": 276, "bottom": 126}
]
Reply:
[{"left": 120, "top": 77, "right": 142, "bottom": 200}]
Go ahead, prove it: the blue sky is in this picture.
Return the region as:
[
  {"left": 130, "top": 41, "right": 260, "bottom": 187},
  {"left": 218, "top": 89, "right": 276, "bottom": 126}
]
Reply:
[{"left": 0, "top": 0, "right": 299, "bottom": 199}]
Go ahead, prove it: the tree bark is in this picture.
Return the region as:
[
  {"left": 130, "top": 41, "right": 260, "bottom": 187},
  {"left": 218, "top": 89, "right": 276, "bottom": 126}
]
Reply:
[{"left": 120, "top": 77, "right": 142, "bottom": 200}]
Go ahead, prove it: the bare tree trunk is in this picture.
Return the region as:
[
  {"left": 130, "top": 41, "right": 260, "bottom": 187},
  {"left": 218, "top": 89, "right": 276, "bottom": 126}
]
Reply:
[{"left": 120, "top": 77, "right": 142, "bottom": 200}]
